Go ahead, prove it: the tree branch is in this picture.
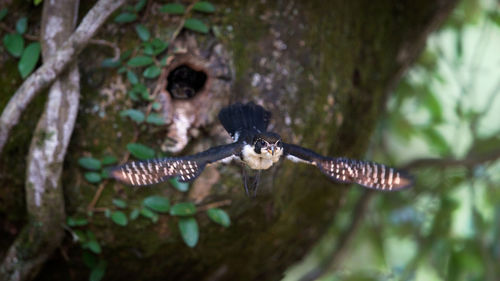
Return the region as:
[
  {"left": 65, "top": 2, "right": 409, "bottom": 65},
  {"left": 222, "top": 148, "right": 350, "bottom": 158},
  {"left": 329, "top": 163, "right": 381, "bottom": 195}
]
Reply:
[
  {"left": 298, "top": 191, "right": 374, "bottom": 281},
  {"left": 0, "top": 1, "right": 124, "bottom": 280},
  {"left": 402, "top": 148, "right": 500, "bottom": 170},
  {"left": 0, "top": 0, "right": 126, "bottom": 155}
]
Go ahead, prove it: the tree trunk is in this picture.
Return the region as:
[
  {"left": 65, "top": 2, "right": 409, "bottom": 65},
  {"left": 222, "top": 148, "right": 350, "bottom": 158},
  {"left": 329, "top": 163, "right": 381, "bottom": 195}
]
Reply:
[
  {"left": 0, "top": 0, "right": 457, "bottom": 280},
  {"left": 0, "top": 1, "right": 80, "bottom": 280}
]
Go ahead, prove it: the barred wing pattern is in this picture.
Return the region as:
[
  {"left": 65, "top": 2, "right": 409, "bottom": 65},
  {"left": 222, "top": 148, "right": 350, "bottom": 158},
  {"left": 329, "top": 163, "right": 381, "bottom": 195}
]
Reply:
[
  {"left": 110, "top": 143, "right": 243, "bottom": 186},
  {"left": 283, "top": 143, "right": 413, "bottom": 191},
  {"left": 110, "top": 158, "right": 204, "bottom": 186},
  {"left": 317, "top": 158, "right": 412, "bottom": 191}
]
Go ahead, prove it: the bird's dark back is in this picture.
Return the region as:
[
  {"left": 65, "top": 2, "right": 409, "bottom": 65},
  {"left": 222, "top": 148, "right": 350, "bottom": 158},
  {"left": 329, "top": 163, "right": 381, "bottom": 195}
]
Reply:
[{"left": 218, "top": 102, "right": 271, "bottom": 141}]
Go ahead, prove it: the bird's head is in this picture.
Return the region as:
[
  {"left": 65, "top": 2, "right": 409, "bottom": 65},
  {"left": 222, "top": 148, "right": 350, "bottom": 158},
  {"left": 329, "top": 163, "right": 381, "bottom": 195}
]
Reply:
[{"left": 253, "top": 132, "right": 283, "bottom": 158}]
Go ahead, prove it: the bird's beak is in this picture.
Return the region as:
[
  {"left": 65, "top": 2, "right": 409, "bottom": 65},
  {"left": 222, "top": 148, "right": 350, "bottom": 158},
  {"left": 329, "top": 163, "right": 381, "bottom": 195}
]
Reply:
[{"left": 267, "top": 145, "right": 276, "bottom": 156}]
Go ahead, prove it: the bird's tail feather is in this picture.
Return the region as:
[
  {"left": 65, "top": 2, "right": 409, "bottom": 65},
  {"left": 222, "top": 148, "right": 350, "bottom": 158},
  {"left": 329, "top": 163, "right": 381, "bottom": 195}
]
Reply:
[{"left": 218, "top": 102, "right": 271, "bottom": 139}]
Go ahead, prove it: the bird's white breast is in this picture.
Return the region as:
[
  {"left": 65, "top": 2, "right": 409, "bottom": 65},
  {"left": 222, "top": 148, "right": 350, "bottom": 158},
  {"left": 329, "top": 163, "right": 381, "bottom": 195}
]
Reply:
[{"left": 242, "top": 144, "right": 283, "bottom": 170}]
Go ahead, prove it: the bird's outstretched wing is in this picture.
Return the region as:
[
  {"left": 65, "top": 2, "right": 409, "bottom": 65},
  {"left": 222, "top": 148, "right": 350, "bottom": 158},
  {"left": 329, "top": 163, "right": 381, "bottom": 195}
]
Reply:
[
  {"left": 110, "top": 142, "right": 243, "bottom": 186},
  {"left": 283, "top": 143, "right": 413, "bottom": 191}
]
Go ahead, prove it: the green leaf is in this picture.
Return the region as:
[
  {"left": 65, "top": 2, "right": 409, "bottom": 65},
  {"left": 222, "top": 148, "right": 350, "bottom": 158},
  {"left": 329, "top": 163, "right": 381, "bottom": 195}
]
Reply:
[
  {"left": 151, "top": 38, "right": 169, "bottom": 55},
  {"left": 117, "top": 66, "right": 127, "bottom": 74},
  {"left": 135, "top": 24, "right": 150, "bottom": 41},
  {"left": 126, "top": 143, "right": 155, "bottom": 160},
  {"left": 140, "top": 207, "right": 159, "bottom": 222},
  {"left": 3, "top": 33, "right": 24, "bottom": 57},
  {"left": 0, "top": 9, "right": 8, "bottom": 21},
  {"left": 143, "top": 196, "right": 170, "bottom": 213},
  {"left": 130, "top": 209, "right": 140, "bottom": 220},
  {"left": 33, "top": 0, "right": 43, "bottom": 6},
  {"left": 170, "top": 202, "right": 196, "bottom": 216},
  {"left": 18, "top": 42, "right": 41, "bottom": 78},
  {"left": 178, "top": 217, "right": 199, "bottom": 247},
  {"left": 78, "top": 157, "right": 102, "bottom": 170},
  {"left": 84, "top": 172, "right": 102, "bottom": 183},
  {"left": 206, "top": 208, "right": 230, "bottom": 227},
  {"left": 112, "top": 198, "right": 127, "bottom": 208},
  {"left": 101, "top": 58, "right": 121, "bottom": 68},
  {"left": 86, "top": 240, "right": 101, "bottom": 254},
  {"left": 101, "top": 155, "right": 117, "bottom": 166},
  {"left": 89, "top": 260, "right": 107, "bottom": 281},
  {"left": 160, "top": 3, "right": 185, "bottom": 14},
  {"left": 146, "top": 113, "right": 166, "bottom": 125},
  {"left": 421, "top": 127, "right": 450, "bottom": 155},
  {"left": 134, "top": 0, "right": 147, "bottom": 12},
  {"left": 143, "top": 42, "right": 154, "bottom": 56},
  {"left": 120, "top": 49, "right": 133, "bottom": 61},
  {"left": 152, "top": 102, "right": 161, "bottom": 111},
  {"left": 16, "top": 17, "right": 28, "bottom": 34},
  {"left": 128, "top": 91, "right": 139, "bottom": 101},
  {"left": 193, "top": 1, "right": 216, "bottom": 13},
  {"left": 111, "top": 211, "right": 128, "bottom": 226},
  {"left": 127, "top": 56, "right": 154, "bottom": 67},
  {"left": 143, "top": 65, "right": 161, "bottom": 79},
  {"left": 67, "top": 216, "right": 89, "bottom": 227},
  {"left": 128, "top": 83, "right": 151, "bottom": 101},
  {"left": 184, "top": 18, "right": 209, "bottom": 34},
  {"left": 114, "top": 12, "right": 137, "bottom": 23},
  {"left": 120, "top": 109, "right": 145, "bottom": 123},
  {"left": 169, "top": 178, "right": 189, "bottom": 192},
  {"left": 126, "top": 70, "right": 139, "bottom": 85}
]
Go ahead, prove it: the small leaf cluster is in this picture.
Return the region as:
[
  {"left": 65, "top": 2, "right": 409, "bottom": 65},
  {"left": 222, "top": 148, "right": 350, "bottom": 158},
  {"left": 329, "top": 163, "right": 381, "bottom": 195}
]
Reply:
[
  {"left": 126, "top": 194, "right": 231, "bottom": 248},
  {"left": 66, "top": 217, "right": 106, "bottom": 281},
  {"left": 161, "top": 1, "right": 216, "bottom": 34},
  {"left": 77, "top": 151, "right": 231, "bottom": 248},
  {"left": 112, "top": 0, "right": 147, "bottom": 23},
  {"left": 78, "top": 155, "right": 117, "bottom": 184},
  {"left": 1, "top": 8, "right": 41, "bottom": 78}
]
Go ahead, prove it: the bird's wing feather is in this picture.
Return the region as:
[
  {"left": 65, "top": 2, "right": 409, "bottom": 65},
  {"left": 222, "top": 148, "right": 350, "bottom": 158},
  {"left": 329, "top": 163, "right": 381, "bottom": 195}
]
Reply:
[
  {"left": 283, "top": 143, "right": 413, "bottom": 191},
  {"left": 110, "top": 142, "right": 243, "bottom": 186}
]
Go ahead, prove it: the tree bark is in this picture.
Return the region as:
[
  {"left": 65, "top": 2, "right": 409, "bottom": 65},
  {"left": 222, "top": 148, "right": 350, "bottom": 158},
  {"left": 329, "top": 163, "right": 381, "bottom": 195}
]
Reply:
[
  {"left": 0, "top": 0, "right": 125, "bottom": 155},
  {"left": 0, "top": 1, "right": 80, "bottom": 280}
]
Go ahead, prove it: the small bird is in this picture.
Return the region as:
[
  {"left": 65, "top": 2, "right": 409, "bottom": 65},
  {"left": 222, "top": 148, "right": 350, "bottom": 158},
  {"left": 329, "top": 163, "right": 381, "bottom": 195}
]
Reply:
[{"left": 110, "top": 102, "right": 413, "bottom": 194}]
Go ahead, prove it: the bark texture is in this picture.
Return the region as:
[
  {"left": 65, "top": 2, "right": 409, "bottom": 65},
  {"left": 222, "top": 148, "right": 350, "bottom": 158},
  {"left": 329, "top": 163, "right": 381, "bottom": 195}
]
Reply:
[
  {"left": 0, "top": 0, "right": 457, "bottom": 280},
  {"left": 0, "top": 0, "right": 125, "bottom": 155},
  {"left": 0, "top": 1, "right": 80, "bottom": 280}
]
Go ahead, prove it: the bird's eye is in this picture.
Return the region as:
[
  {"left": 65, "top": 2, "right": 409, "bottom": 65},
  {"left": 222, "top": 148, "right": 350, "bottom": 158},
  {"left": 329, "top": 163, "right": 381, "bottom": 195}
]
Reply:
[
  {"left": 259, "top": 140, "right": 266, "bottom": 146},
  {"left": 276, "top": 140, "right": 282, "bottom": 147}
]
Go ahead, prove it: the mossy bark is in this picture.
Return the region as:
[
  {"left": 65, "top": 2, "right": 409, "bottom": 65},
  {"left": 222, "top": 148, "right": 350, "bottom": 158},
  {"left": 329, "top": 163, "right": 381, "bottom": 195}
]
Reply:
[{"left": 0, "top": 0, "right": 456, "bottom": 280}]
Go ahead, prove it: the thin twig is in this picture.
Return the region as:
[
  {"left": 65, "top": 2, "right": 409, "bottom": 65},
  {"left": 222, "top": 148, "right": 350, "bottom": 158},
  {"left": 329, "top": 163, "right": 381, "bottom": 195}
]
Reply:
[
  {"left": 87, "top": 181, "right": 107, "bottom": 210},
  {"left": 196, "top": 199, "right": 232, "bottom": 211},
  {"left": 168, "top": 0, "right": 200, "bottom": 44},
  {"left": 402, "top": 147, "right": 500, "bottom": 170}
]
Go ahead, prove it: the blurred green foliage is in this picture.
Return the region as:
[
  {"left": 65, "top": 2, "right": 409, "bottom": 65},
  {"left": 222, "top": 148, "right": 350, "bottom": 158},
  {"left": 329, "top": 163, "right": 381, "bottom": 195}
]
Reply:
[{"left": 285, "top": 0, "right": 500, "bottom": 280}]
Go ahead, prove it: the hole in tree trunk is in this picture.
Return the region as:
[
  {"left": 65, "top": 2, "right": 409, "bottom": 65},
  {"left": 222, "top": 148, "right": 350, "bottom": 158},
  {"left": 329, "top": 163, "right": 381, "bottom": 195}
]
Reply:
[{"left": 166, "top": 65, "right": 208, "bottom": 99}]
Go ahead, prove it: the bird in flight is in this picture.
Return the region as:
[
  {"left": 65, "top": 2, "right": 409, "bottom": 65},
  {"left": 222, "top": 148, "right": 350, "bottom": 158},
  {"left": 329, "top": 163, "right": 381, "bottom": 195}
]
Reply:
[{"left": 110, "top": 102, "right": 413, "bottom": 195}]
